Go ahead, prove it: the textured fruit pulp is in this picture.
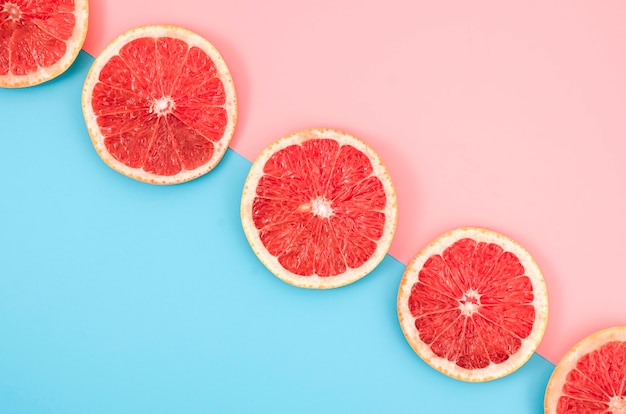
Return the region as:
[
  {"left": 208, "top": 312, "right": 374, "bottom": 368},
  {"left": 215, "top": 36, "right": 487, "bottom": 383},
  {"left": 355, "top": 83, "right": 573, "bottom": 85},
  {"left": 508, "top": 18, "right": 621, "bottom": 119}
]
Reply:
[
  {"left": 0, "top": 0, "right": 75, "bottom": 75},
  {"left": 252, "top": 138, "right": 387, "bottom": 277},
  {"left": 557, "top": 341, "right": 626, "bottom": 413},
  {"left": 92, "top": 36, "right": 228, "bottom": 176},
  {"left": 408, "top": 238, "right": 536, "bottom": 370}
]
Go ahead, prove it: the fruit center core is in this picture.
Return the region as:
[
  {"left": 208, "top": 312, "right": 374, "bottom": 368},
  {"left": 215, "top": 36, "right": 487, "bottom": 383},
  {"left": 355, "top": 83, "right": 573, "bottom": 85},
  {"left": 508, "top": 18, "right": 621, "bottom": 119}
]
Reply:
[
  {"left": 310, "top": 197, "right": 333, "bottom": 218},
  {"left": 151, "top": 96, "right": 175, "bottom": 116},
  {"left": 608, "top": 396, "right": 626, "bottom": 413},
  {"left": 3, "top": 2, "right": 21, "bottom": 22},
  {"left": 459, "top": 289, "right": 481, "bottom": 316}
]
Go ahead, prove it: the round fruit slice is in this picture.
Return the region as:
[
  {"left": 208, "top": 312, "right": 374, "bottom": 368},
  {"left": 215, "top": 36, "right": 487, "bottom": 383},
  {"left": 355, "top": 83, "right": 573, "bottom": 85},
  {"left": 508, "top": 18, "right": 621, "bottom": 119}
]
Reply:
[
  {"left": 545, "top": 326, "right": 626, "bottom": 414},
  {"left": 0, "top": 0, "right": 89, "bottom": 88},
  {"left": 241, "top": 128, "right": 398, "bottom": 289},
  {"left": 397, "top": 227, "right": 548, "bottom": 382},
  {"left": 82, "top": 25, "right": 237, "bottom": 184}
]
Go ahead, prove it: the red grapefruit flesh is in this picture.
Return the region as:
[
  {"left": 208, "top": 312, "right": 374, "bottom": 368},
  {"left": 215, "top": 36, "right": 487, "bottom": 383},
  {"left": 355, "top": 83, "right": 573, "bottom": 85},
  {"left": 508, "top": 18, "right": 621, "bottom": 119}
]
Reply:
[
  {"left": 82, "top": 25, "right": 237, "bottom": 184},
  {"left": 397, "top": 227, "right": 548, "bottom": 381},
  {"left": 240, "top": 128, "right": 398, "bottom": 289},
  {"left": 545, "top": 326, "right": 626, "bottom": 414},
  {"left": 0, "top": 0, "right": 88, "bottom": 88}
]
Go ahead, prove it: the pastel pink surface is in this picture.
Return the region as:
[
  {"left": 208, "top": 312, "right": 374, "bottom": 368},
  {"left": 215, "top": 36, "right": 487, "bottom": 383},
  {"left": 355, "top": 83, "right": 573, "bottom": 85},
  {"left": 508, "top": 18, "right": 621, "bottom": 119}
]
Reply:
[{"left": 82, "top": 1, "right": 626, "bottom": 364}]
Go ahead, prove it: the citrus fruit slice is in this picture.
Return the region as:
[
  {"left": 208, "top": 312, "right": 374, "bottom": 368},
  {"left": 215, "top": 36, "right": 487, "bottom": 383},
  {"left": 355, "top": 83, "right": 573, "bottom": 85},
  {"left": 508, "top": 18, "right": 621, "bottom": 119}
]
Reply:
[
  {"left": 82, "top": 25, "right": 237, "bottom": 184},
  {"left": 544, "top": 326, "right": 626, "bottom": 413},
  {"left": 397, "top": 227, "right": 548, "bottom": 382},
  {"left": 0, "top": 0, "right": 88, "bottom": 88},
  {"left": 240, "top": 128, "right": 398, "bottom": 289}
]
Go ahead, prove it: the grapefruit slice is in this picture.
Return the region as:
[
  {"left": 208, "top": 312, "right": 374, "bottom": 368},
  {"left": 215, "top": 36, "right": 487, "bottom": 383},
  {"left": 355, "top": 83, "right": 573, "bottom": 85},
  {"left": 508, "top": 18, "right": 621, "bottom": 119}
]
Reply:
[
  {"left": 0, "top": 0, "right": 88, "bottom": 88},
  {"left": 544, "top": 326, "right": 626, "bottom": 414},
  {"left": 82, "top": 25, "right": 237, "bottom": 185},
  {"left": 240, "top": 128, "right": 398, "bottom": 289},
  {"left": 397, "top": 227, "right": 548, "bottom": 382}
]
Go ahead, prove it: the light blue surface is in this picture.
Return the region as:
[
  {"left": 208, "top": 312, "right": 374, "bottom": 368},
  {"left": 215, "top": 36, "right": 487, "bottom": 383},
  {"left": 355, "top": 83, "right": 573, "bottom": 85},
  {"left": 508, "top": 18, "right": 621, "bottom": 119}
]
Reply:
[{"left": 0, "top": 51, "right": 555, "bottom": 413}]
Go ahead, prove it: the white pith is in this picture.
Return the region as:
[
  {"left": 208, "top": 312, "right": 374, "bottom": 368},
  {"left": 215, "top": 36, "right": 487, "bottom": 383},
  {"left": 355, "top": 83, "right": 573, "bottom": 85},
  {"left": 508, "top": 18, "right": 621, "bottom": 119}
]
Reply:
[
  {"left": 397, "top": 227, "right": 549, "bottom": 382},
  {"left": 82, "top": 25, "right": 237, "bottom": 185},
  {"left": 459, "top": 289, "right": 481, "bottom": 316},
  {"left": 0, "top": 0, "right": 89, "bottom": 88},
  {"left": 240, "top": 128, "right": 398, "bottom": 289},
  {"left": 544, "top": 326, "right": 626, "bottom": 414},
  {"left": 310, "top": 197, "right": 333, "bottom": 218},
  {"left": 3, "top": 2, "right": 21, "bottom": 22},
  {"left": 150, "top": 96, "right": 176, "bottom": 116},
  {"left": 608, "top": 396, "right": 626, "bottom": 413}
]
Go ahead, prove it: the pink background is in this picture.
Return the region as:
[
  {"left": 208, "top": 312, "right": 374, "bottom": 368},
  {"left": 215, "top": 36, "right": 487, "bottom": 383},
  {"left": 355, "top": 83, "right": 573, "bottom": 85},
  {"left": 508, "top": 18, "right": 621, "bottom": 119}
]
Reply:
[{"left": 83, "top": 1, "right": 626, "bottom": 364}]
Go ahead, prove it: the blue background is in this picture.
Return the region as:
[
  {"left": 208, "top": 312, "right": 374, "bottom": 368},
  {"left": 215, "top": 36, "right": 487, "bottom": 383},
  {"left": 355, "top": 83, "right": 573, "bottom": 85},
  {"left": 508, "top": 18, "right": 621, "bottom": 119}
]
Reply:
[{"left": 0, "top": 52, "right": 554, "bottom": 413}]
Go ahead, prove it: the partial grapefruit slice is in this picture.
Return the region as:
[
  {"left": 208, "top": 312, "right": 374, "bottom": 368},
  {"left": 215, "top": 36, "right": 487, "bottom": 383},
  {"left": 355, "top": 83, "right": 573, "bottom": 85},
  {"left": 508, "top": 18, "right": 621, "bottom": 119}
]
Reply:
[
  {"left": 82, "top": 25, "right": 237, "bottom": 184},
  {"left": 397, "top": 227, "right": 548, "bottom": 382},
  {"left": 0, "top": 0, "right": 88, "bottom": 88},
  {"left": 241, "top": 128, "right": 398, "bottom": 289},
  {"left": 544, "top": 326, "right": 626, "bottom": 413}
]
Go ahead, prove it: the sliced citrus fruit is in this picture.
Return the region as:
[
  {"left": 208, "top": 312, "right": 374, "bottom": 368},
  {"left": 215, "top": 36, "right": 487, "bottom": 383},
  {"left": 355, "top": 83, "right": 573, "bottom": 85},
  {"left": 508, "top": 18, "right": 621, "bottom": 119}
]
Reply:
[
  {"left": 240, "top": 128, "right": 398, "bottom": 289},
  {"left": 82, "top": 25, "right": 237, "bottom": 185},
  {"left": 397, "top": 227, "right": 548, "bottom": 382},
  {"left": 0, "top": 0, "right": 88, "bottom": 88},
  {"left": 544, "top": 326, "right": 626, "bottom": 414}
]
